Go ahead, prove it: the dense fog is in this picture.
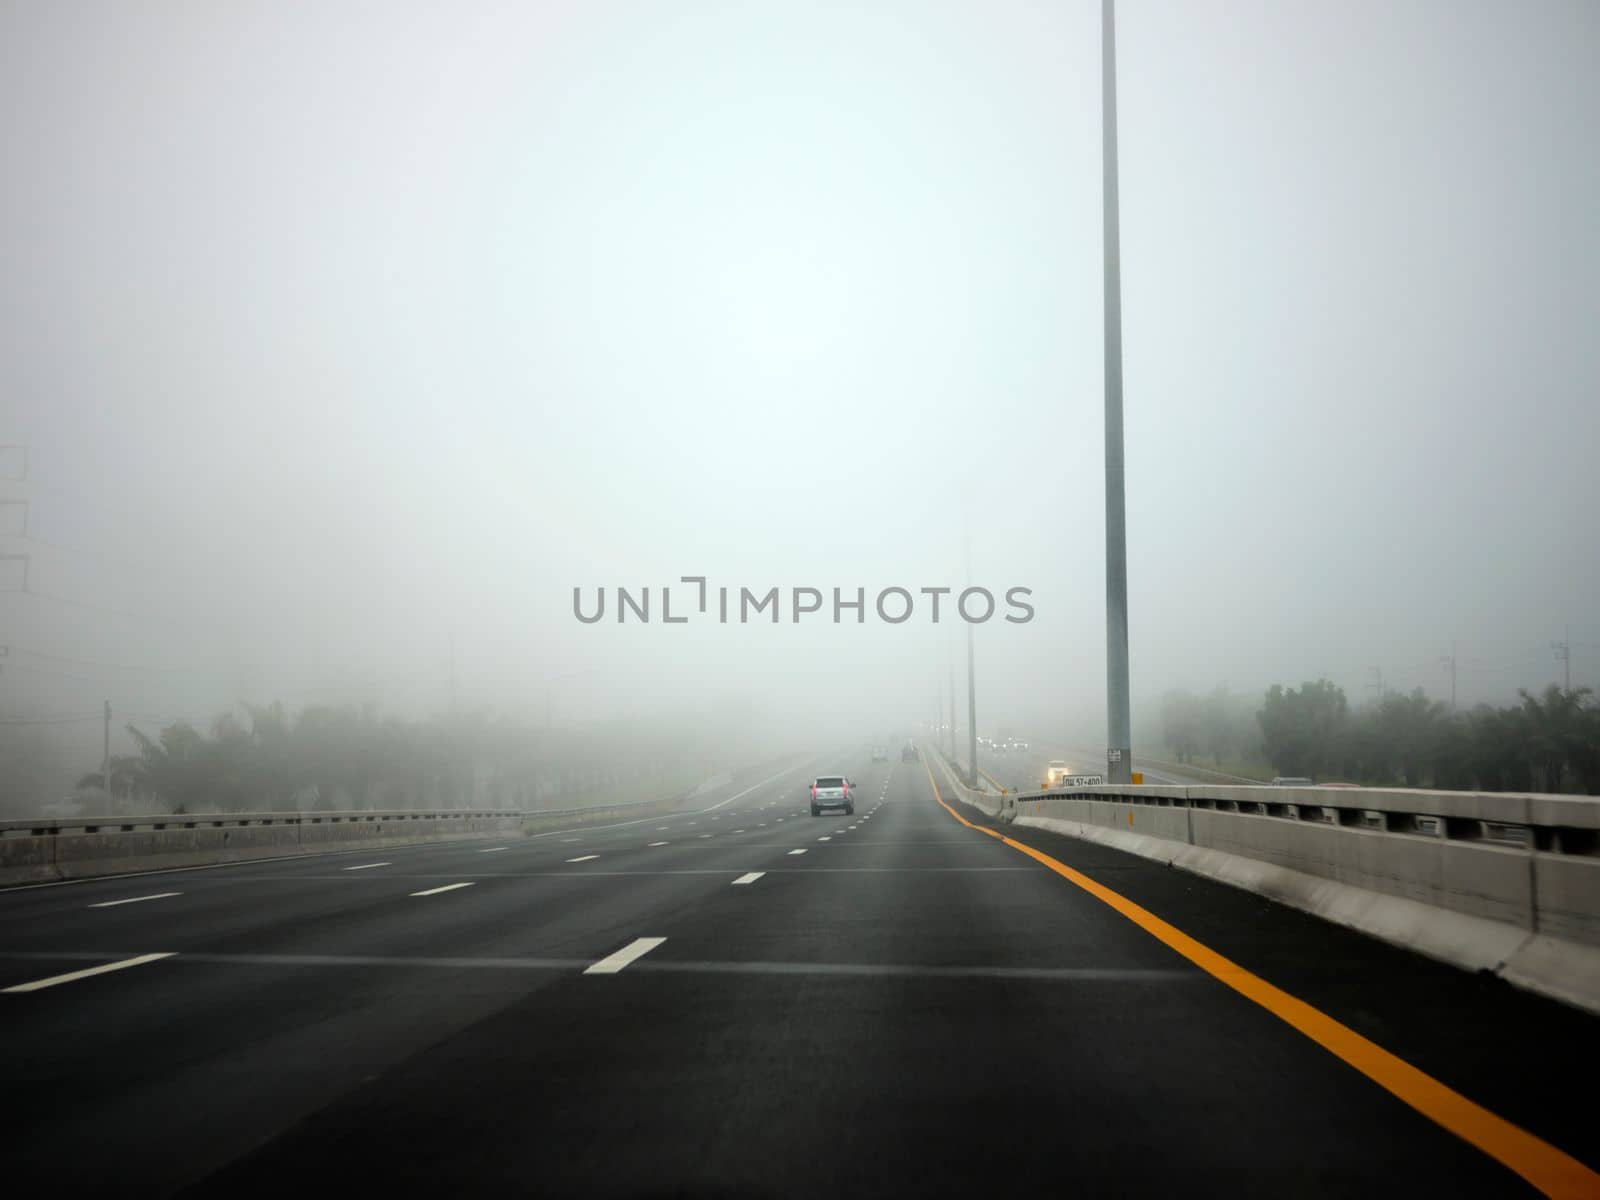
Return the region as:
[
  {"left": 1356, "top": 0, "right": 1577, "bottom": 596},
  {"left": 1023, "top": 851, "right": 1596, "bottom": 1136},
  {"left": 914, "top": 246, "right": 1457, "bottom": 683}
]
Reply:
[{"left": 3, "top": 1, "right": 1596, "bottom": 810}]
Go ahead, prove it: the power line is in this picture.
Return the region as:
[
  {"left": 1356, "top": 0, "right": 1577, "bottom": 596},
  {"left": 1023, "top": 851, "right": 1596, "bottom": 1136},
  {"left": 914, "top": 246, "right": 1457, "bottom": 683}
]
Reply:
[
  {"left": 0, "top": 711, "right": 101, "bottom": 727},
  {"left": 122, "top": 711, "right": 200, "bottom": 726},
  {"left": 6, "top": 645, "right": 190, "bottom": 674}
]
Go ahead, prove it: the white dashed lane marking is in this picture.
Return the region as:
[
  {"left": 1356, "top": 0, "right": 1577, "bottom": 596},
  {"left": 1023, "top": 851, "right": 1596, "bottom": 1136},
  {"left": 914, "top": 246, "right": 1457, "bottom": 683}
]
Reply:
[
  {"left": 88, "top": 893, "right": 181, "bottom": 909},
  {"left": 2, "top": 953, "right": 176, "bottom": 993},
  {"left": 787, "top": 849, "right": 807, "bottom": 856},
  {"left": 566, "top": 855, "right": 600, "bottom": 863},
  {"left": 731, "top": 872, "right": 765, "bottom": 886},
  {"left": 411, "top": 882, "right": 474, "bottom": 897},
  {"left": 584, "top": 937, "right": 667, "bottom": 975}
]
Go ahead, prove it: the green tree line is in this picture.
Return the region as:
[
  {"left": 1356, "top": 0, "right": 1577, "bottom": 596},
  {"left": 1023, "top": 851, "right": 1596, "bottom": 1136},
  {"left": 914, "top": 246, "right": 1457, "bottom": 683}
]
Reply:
[
  {"left": 1161, "top": 682, "right": 1600, "bottom": 793},
  {"left": 74, "top": 702, "right": 716, "bottom": 814}
]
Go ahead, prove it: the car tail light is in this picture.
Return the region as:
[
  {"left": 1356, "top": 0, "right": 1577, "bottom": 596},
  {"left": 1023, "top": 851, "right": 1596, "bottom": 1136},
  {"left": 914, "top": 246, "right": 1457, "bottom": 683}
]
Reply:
[{"left": 810, "top": 783, "right": 816, "bottom": 800}]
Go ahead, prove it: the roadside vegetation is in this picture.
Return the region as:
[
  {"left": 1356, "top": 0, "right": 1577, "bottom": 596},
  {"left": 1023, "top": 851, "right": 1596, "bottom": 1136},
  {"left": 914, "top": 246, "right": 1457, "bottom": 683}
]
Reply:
[
  {"left": 1159, "top": 683, "right": 1600, "bottom": 793},
  {"left": 60, "top": 702, "right": 720, "bottom": 815}
]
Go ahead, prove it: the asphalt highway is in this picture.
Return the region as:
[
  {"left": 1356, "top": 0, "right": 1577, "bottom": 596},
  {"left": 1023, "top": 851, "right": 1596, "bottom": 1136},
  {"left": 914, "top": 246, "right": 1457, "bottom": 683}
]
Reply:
[{"left": 3, "top": 749, "right": 1598, "bottom": 1197}]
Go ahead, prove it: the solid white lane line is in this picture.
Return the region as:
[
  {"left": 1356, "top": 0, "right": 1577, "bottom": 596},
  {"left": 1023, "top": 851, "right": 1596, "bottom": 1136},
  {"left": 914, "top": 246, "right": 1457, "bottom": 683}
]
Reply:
[
  {"left": 584, "top": 936, "right": 667, "bottom": 975},
  {"left": 699, "top": 759, "right": 813, "bottom": 813},
  {"left": 411, "top": 882, "right": 474, "bottom": 897},
  {"left": 647, "top": 841, "right": 669, "bottom": 847},
  {"left": 88, "top": 892, "right": 181, "bottom": 909},
  {"left": 788, "top": 849, "right": 807, "bottom": 856},
  {"left": 2, "top": 952, "right": 176, "bottom": 993},
  {"left": 566, "top": 855, "right": 600, "bottom": 863},
  {"left": 731, "top": 872, "right": 765, "bottom": 885},
  {"left": 344, "top": 862, "right": 392, "bottom": 871},
  {"left": 478, "top": 847, "right": 509, "bottom": 853}
]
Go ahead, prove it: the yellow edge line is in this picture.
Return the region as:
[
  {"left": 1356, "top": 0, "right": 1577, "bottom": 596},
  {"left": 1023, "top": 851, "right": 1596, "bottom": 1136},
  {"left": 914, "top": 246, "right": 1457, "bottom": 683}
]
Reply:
[{"left": 922, "top": 762, "right": 1599, "bottom": 1199}]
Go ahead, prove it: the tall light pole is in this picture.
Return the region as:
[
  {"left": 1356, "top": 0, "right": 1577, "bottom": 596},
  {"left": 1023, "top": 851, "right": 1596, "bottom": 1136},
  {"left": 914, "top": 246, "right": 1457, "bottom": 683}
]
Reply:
[
  {"left": 948, "top": 660, "right": 957, "bottom": 762},
  {"left": 1102, "top": 0, "right": 1132, "bottom": 784},
  {"left": 964, "top": 507, "right": 978, "bottom": 789},
  {"left": 103, "top": 700, "right": 112, "bottom": 811}
]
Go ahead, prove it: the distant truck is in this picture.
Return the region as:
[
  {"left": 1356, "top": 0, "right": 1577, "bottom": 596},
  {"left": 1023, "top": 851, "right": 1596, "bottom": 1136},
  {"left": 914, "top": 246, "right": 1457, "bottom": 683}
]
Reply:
[{"left": 901, "top": 742, "right": 919, "bottom": 762}]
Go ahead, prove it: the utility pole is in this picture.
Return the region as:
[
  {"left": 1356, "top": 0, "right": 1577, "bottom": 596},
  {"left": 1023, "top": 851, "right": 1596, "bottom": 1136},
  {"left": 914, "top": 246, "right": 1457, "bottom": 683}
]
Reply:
[
  {"left": 449, "top": 635, "right": 458, "bottom": 715},
  {"left": 1102, "top": 0, "right": 1132, "bottom": 785},
  {"left": 103, "top": 700, "right": 112, "bottom": 812},
  {"left": 1366, "top": 666, "right": 1384, "bottom": 706},
  {"left": 1553, "top": 627, "right": 1571, "bottom": 692},
  {"left": 1441, "top": 643, "right": 1457, "bottom": 712}
]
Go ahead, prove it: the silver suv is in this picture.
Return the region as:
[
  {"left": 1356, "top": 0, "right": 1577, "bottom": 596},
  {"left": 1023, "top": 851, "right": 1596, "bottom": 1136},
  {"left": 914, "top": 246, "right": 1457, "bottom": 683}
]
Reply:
[{"left": 810, "top": 776, "right": 854, "bottom": 816}]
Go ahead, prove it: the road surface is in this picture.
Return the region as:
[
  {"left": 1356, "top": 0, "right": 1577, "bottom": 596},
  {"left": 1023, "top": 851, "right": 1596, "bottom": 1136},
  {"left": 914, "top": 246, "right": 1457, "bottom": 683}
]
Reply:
[{"left": 3, "top": 750, "right": 1597, "bottom": 1196}]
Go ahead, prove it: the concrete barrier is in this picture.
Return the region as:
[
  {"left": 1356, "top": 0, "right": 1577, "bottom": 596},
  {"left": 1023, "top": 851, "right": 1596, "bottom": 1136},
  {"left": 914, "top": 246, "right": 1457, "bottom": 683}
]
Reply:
[
  {"left": 0, "top": 761, "right": 790, "bottom": 888},
  {"left": 1, "top": 809, "right": 530, "bottom": 887},
  {"left": 1008, "top": 780, "right": 1600, "bottom": 1016},
  {"left": 924, "top": 743, "right": 1016, "bottom": 822}
]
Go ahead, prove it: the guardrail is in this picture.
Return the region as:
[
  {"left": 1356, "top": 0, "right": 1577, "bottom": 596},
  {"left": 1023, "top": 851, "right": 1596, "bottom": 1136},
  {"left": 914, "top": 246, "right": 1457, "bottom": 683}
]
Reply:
[
  {"left": 0, "top": 809, "right": 520, "bottom": 837},
  {"left": 0, "top": 792, "right": 702, "bottom": 888},
  {"left": 924, "top": 742, "right": 1018, "bottom": 822},
  {"left": 0, "top": 807, "right": 530, "bottom": 887},
  {"left": 1008, "top": 781, "right": 1600, "bottom": 1015}
]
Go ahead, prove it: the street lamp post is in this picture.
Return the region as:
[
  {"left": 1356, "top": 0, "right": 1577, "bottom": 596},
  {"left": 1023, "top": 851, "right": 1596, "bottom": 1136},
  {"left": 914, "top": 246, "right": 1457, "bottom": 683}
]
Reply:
[{"left": 1102, "top": 0, "right": 1133, "bottom": 784}]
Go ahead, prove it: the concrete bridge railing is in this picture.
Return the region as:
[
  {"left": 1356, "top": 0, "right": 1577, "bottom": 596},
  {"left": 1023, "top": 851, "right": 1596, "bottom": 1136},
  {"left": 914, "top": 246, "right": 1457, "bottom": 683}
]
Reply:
[
  {"left": 1006, "top": 780, "right": 1600, "bottom": 1015},
  {"left": 919, "top": 740, "right": 1600, "bottom": 1015}
]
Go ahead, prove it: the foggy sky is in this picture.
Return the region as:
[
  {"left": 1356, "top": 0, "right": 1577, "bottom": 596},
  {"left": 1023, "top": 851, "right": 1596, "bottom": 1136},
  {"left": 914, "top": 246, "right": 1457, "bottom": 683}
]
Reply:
[{"left": 2, "top": 0, "right": 1597, "bottom": 760}]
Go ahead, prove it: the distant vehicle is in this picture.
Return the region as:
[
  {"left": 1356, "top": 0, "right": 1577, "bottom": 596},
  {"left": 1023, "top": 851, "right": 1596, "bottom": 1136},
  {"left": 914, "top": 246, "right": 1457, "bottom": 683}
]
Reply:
[
  {"left": 1270, "top": 777, "right": 1314, "bottom": 787},
  {"left": 901, "top": 742, "right": 919, "bottom": 762},
  {"left": 1009, "top": 738, "right": 1029, "bottom": 752},
  {"left": 871, "top": 746, "right": 888, "bottom": 762},
  {"left": 810, "top": 776, "right": 855, "bottom": 816},
  {"left": 1042, "top": 760, "right": 1072, "bottom": 788}
]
